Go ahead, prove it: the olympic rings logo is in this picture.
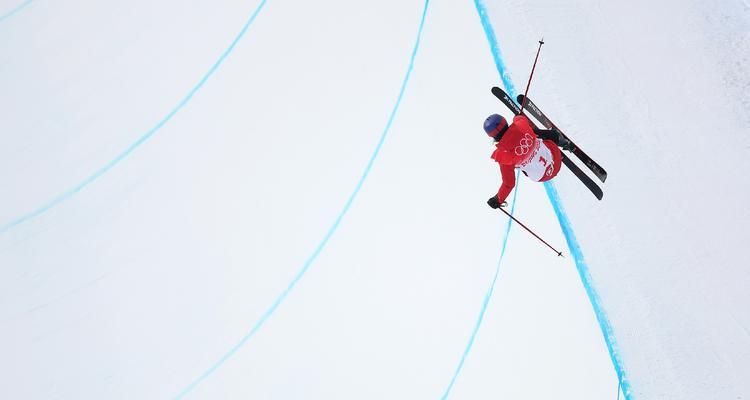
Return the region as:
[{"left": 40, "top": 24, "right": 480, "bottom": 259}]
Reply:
[{"left": 514, "top": 133, "right": 535, "bottom": 156}]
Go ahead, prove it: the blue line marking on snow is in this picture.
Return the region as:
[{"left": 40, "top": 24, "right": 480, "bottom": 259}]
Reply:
[
  {"left": 472, "top": 0, "right": 516, "bottom": 97},
  {"left": 543, "top": 183, "right": 631, "bottom": 398},
  {"left": 471, "top": 0, "right": 632, "bottom": 398},
  {"left": 172, "top": 1, "right": 431, "bottom": 398},
  {"left": 0, "top": 0, "right": 269, "bottom": 234},
  {"left": 0, "top": 0, "right": 33, "bottom": 24},
  {"left": 440, "top": 175, "right": 520, "bottom": 400}
]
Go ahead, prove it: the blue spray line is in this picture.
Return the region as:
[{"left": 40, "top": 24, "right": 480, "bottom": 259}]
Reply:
[
  {"left": 0, "top": 0, "right": 33, "bottom": 24},
  {"left": 472, "top": 0, "right": 517, "bottom": 96},
  {"left": 544, "top": 184, "right": 631, "bottom": 398},
  {"left": 440, "top": 175, "right": 520, "bottom": 400},
  {"left": 0, "top": 0, "right": 269, "bottom": 234},
  {"left": 472, "top": 0, "right": 631, "bottom": 398},
  {"left": 172, "top": 1, "right": 431, "bottom": 398}
]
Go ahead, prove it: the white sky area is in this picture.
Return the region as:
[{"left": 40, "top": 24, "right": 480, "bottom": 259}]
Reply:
[{"left": 1, "top": 0, "right": 748, "bottom": 399}]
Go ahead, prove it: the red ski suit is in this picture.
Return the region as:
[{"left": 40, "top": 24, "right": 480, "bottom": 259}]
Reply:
[{"left": 491, "top": 115, "right": 562, "bottom": 202}]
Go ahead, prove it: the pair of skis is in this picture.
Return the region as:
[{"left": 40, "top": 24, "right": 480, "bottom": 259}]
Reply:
[{"left": 491, "top": 86, "right": 606, "bottom": 200}]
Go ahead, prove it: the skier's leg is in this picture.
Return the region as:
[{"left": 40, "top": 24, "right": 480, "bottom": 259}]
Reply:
[
  {"left": 534, "top": 128, "right": 556, "bottom": 141},
  {"left": 538, "top": 128, "right": 573, "bottom": 151}
]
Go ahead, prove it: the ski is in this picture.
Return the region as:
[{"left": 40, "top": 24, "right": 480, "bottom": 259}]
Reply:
[
  {"left": 491, "top": 86, "right": 604, "bottom": 200},
  {"left": 491, "top": 86, "right": 521, "bottom": 115},
  {"left": 561, "top": 153, "right": 604, "bottom": 200},
  {"left": 517, "top": 94, "right": 607, "bottom": 182}
]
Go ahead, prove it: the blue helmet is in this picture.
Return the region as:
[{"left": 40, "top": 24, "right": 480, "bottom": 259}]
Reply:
[{"left": 483, "top": 114, "right": 508, "bottom": 141}]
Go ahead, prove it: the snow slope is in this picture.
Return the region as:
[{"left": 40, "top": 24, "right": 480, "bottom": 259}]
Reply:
[
  {"left": 1, "top": 0, "right": 617, "bottom": 398},
  {"left": 481, "top": 0, "right": 750, "bottom": 399},
  {"left": 1, "top": 0, "right": 748, "bottom": 399}
]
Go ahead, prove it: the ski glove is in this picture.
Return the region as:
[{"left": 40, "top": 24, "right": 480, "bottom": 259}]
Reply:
[{"left": 487, "top": 196, "right": 507, "bottom": 209}]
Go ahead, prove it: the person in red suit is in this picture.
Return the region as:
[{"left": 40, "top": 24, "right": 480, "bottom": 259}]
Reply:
[{"left": 484, "top": 113, "right": 572, "bottom": 208}]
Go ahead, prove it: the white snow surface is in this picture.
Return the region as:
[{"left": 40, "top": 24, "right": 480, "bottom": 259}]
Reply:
[
  {"left": 481, "top": 0, "right": 750, "bottom": 399},
  {"left": 0, "top": 0, "right": 748, "bottom": 399}
]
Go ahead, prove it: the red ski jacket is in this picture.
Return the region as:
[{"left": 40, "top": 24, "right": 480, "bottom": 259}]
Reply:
[{"left": 491, "top": 115, "right": 561, "bottom": 202}]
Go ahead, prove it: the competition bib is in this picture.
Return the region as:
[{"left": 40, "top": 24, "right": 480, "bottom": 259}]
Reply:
[{"left": 519, "top": 139, "right": 555, "bottom": 182}]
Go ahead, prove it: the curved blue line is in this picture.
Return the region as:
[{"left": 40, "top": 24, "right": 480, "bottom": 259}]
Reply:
[
  {"left": 0, "top": 0, "right": 269, "bottom": 234},
  {"left": 472, "top": 1, "right": 631, "bottom": 398},
  {"left": 544, "top": 183, "right": 631, "bottom": 398},
  {"left": 172, "top": 1, "right": 431, "bottom": 398},
  {"left": 440, "top": 174, "right": 520, "bottom": 400},
  {"left": 472, "top": 0, "right": 516, "bottom": 96},
  {"left": 0, "top": 0, "right": 33, "bottom": 24}
]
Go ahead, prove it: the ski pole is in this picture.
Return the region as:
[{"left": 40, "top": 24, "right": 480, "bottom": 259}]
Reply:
[
  {"left": 519, "top": 38, "right": 545, "bottom": 116},
  {"left": 497, "top": 206, "right": 563, "bottom": 257}
]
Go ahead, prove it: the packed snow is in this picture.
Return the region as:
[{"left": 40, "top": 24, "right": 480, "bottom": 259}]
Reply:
[{"left": 1, "top": 0, "right": 748, "bottom": 399}]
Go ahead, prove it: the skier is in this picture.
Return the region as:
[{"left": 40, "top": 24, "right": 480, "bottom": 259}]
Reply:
[{"left": 484, "top": 113, "right": 573, "bottom": 208}]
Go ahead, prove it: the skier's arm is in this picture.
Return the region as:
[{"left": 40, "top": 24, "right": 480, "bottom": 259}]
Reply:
[{"left": 496, "top": 164, "right": 516, "bottom": 203}]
